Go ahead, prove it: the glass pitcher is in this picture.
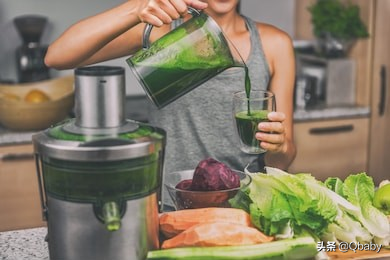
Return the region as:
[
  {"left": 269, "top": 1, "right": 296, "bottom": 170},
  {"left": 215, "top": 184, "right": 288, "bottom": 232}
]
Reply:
[{"left": 127, "top": 8, "right": 244, "bottom": 109}]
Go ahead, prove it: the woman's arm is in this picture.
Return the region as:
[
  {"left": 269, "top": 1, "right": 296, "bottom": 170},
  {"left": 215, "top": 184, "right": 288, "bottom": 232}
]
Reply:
[
  {"left": 45, "top": 1, "right": 145, "bottom": 69},
  {"left": 45, "top": 0, "right": 208, "bottom": 70},
  {"left": 256, "top": 24, "right": 297, "bottom": 170}
]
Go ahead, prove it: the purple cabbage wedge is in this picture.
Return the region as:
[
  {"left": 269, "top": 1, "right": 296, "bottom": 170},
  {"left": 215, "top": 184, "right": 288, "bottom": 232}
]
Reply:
[
  {"left": 173, "top": 158, "right": 242, "bottom": 209},
  {"left": 175, "top": 179, "right": 192, "bottom": 190},
  {"left": 190, "top": 158, "right": 240, "bottom": 191}
]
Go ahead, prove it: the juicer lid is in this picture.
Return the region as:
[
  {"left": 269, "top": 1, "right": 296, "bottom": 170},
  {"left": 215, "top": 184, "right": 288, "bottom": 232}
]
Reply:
[
  {"left": 33, "top": 65, "right": 166, "bottom": 161},
  {"left": 32, "top": 120, "right": 165, "bottom": 161}
]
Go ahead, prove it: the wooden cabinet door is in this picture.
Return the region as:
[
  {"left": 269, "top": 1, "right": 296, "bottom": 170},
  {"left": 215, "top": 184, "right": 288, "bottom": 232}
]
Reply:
[
  {"left": 368, "top": 0, "right": 390, "bottom": 183},
  {"left": 289, "top": 118, "right": 369, "bottom": 182},
  {"left": 0, "top": 144, "right": 46, "bottom": 231}
]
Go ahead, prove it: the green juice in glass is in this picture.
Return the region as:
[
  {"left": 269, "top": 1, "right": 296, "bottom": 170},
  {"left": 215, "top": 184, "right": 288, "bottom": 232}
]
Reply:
[{"left": 235, "top": 110, "right": 269, "bottom": 153}]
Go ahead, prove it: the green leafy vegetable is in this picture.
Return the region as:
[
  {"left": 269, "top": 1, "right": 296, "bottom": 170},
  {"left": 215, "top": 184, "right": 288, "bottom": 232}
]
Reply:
[
  {"left": 342, "top": 173, "right": 390, "bottom": 243},
  {"left": 308, "top": 0, "right": 369, "bottom": 40},
  {"left": 232, "top": 167, "right": 390, "bottom": 247},
  {"left": 324, "top": 177, "right": 344, "bottom": 197}
]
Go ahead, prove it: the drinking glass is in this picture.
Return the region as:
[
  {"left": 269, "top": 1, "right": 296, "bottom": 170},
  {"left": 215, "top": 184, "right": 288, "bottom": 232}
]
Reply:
[{"left": 233, "top": 90, "right": 276, "bottom": 154}]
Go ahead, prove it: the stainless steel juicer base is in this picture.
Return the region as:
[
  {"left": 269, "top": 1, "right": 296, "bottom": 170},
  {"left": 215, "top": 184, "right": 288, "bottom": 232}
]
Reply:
[{"left": 45, "top": 194, "right": 159, "bottom": 260}]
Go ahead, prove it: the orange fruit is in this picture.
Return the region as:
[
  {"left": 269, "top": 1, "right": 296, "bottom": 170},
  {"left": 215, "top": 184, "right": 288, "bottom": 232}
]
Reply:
[{"left": 24, "top": 89, "right": 50, "bottom": 103}]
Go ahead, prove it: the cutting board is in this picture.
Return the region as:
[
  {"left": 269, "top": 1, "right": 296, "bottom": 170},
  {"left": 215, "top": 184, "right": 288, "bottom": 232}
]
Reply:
[{"left": 327, "top": 248, "right": 390, "bottom": 259}]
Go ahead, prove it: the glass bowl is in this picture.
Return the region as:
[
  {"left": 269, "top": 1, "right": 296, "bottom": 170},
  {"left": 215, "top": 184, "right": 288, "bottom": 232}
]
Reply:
[{"left": 164, "top": 169, "right": 251, "bottom": 210}]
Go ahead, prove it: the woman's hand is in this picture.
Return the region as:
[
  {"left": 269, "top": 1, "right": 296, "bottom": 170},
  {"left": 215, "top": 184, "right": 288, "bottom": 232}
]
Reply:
[
  {"left": 138, "top": 0, "right": 208, "bottom": 26},
  {"left": 255, "top": 111, "right": 287, "bottom": 154}
]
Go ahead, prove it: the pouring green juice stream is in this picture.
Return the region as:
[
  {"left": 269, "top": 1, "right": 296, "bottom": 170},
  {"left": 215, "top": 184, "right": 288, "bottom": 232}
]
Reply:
[
  {"left": 244, "top": 65, "right": 251, "bottom": 115},
  {"left": 127, "top": 9, "right": 266, "bottom": 153},
  {"left": 128, "top": 19, "right": 260, "bottom": 149}
]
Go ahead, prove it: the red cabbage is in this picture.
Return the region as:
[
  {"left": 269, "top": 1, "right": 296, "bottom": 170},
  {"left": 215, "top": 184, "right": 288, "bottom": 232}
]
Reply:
[
  {"left": 175, "top": 179, "right": 192, "bottom": 190},
  {"left": 190, "top": 158, "right": 240, "bottom": 191}
]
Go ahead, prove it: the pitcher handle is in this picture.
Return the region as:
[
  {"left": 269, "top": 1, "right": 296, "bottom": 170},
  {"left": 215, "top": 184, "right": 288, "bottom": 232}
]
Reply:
[{"left": 142, "top": 7, "right": 201, "bottom": 50}]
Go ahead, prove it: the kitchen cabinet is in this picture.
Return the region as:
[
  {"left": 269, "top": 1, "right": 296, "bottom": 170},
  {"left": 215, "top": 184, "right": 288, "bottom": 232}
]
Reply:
[
  {"left": 291, "top": 0, "right": 390, "bottom": 184},
  {"left": 368, "top": 0, "right": 390, "bottom": 184},
  {"left": 0, "top": 143, "right": 45, "bottom": 231},
  {"left": 289, "top": 118, "right": 369, "bottom": 181}
]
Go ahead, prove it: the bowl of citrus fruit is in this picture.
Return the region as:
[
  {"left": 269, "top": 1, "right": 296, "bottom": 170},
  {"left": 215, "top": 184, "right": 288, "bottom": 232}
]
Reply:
[{"left": 0, "top": 76, "right": 74, "bottom": 131}]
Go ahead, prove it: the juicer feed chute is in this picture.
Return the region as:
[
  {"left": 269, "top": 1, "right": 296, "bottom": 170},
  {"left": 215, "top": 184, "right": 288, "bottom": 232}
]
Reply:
[{"left": 33, "top": 66, "right": 166, "bottom": 260}]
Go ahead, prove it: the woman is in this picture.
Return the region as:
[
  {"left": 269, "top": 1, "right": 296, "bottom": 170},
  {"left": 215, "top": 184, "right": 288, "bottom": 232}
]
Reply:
[{"left": 45, "top": 0, "right": 296, "bottom": 173}]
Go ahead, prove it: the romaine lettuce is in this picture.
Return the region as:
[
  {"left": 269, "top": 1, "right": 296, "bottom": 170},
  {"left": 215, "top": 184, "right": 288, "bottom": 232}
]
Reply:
[
  {"left": 232, "top": 167, "right": 390, "bottom": 246},
  {"left": 342, "top": 173, "right": 390, "bottom": 243}
]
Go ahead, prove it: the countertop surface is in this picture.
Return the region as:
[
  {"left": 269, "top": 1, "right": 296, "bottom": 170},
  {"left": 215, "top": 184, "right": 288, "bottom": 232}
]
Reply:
[
  {"left": 0, "top": 103, "right": 370, "bottom": 146},
  {"left": 0, "top": 227, "right": 48, "bottom": 260},
  {"left": 1, "top": 227, "right": 390, "bottom": 260},
  {"left": 0, "top": 128, "right": 36, "bottom": 146},
  {"left": 293, "top": 105, "right": 370, "bottom": 122}
]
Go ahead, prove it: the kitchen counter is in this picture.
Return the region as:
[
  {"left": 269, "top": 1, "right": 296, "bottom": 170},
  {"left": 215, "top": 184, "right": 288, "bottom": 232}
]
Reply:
[
  {"left": 0, "top": 227, "right": 48, "bottom": 260},
  {"left": 2, "top": 227, "right": 390, "bottom": 260},
  {"left": 0, "top": 128, "right": 36, "bottom": 146},
  {"left": 0, "top": 101, "right": 370, "bottom": 146},
  {"left": 293, "top": 105, "right": 370, "bottom": 122}
]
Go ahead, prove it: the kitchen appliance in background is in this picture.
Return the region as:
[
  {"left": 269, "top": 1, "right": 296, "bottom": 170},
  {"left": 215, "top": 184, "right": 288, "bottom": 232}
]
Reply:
[
  {"left": 299, "top": 61, "right": 327, "bottom": 105},
  {"left": 14, "top": 15, "right": 50, "bottom": 83},
  {"left": 324, "top": 58, "right": 356, "bottom": 106},
  {"left": 297, "top": 54, "right": 356, "bottom": 107},
  {"left": 294, "top": 74, "right": 318, "bottom": 110},
  {"left": 33, "top": 66, "right": 166, "bottom": 260}
]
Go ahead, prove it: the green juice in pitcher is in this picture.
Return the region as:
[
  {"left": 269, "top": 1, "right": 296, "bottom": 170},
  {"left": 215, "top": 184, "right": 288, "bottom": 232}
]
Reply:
[
  {"left": 127, "top": 11, "right": 245, "bottom": 108},
  {"left": 132, "top": 64, "right": 229, "bottom": 108}
]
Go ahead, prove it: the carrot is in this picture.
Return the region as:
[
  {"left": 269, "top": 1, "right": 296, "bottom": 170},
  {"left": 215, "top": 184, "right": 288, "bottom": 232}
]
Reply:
[
  {"left": 161, "top": 222, "right": 274, "bottom": 249},
  {"left": 159, "top": 207, "right": 253, "bottom": 238}
]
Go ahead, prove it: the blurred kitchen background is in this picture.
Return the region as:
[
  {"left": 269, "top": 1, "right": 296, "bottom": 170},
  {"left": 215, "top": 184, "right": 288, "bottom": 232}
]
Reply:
[
  {"left": 0, "top": 0, "right": 389, "bottom": 230},
  {"left": 0, "top": 0, "right": 295, "bottom": 95}
]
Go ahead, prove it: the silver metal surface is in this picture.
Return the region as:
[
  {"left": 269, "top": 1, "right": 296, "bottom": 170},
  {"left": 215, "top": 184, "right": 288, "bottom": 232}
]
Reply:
[
  {"left": 34, "top": 154, "right": 48, "bottom": 221},
  {"left": 74, "top": 69, "right": 125, "bottom": 129},
  {"left": 46, "top": 194, "right": 160, "bottom": 260},
  {"left": 32, "top": 131, "right": 163, "bottom": 161},
  {"left": 62, "top": 120, "right": 138, "bottom": 135}
]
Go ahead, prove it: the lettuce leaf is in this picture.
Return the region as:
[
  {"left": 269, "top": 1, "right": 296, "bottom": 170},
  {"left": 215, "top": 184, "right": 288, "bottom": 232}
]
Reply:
[
  {"left": 342, "top": 173, "right": 390, "bottom": 240},
  {"left": 232, "top": 167, "right": 389, "bottom": 246},
  {"left": 240, "top": 168, "right": 339, "bottom": 236},
  {"left": 325, "top": 177, "right": 344, "bottom": 197}
]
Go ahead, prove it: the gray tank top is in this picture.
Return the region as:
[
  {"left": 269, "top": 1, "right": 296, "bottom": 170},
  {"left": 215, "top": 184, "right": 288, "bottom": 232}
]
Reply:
[{"left": 149, "top": 15, "right": 270, "bottom": 175}]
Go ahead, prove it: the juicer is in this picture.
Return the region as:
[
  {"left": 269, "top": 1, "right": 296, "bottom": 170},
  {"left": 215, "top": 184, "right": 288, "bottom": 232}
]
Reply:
[{"left": 33, "top": 66, "right": 166, "bottom": 260}]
